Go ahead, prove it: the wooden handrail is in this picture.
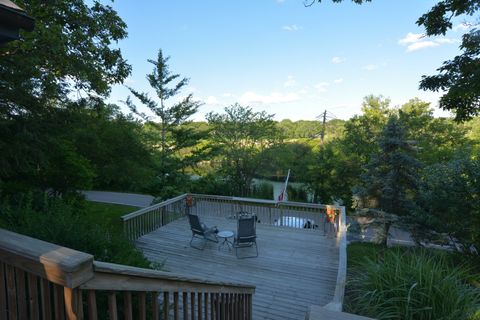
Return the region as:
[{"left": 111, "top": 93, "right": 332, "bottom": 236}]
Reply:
[
  {"left": 189, "top": 193, "right": 330, "bottom": 210},
  {"left": 121, "top": 193, "right": 188, "bottom": 221},
  {"left": 120, "top": 192, "right": 343, "bottom": 241},
  {"left": 0, "top": 228, "right": 94, "bottom": 288},
  {"left": 0, "top": 228, "right": 255, "bottom": 319},
  {"left": 81, "top": 261, "right": 255, "bottom": 294}
]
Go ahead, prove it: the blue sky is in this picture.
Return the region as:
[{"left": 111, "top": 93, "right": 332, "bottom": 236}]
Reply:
[{"left": 107, "top": 0, "right": 470, "bottom": 121}]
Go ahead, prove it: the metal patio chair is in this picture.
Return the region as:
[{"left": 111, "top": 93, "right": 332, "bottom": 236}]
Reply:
[
  {"left": 188, "top": 214, "right": 218, "bottom": 250},
  {"left": 234, "top": 215, "right": 258, "bottom": 258}
]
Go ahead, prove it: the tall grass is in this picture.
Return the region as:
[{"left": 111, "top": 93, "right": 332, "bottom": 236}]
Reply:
[{"left": 346, "top": 248, "right": 480, "bottom": 320}]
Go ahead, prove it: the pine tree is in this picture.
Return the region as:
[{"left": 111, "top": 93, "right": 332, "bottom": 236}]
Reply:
[
  {"left": 125, "top": 49, "right": 203, "bottom": 198},
  {"left": 360, "top": 116, "right": 420, "bottom": 215}
]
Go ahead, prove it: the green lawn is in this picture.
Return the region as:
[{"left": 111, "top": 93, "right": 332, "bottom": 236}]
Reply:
[{"left": 83, "top": 201, "right": 139, "bottom": 233}]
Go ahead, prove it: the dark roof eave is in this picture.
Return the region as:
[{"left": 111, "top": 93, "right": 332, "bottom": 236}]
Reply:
[{"left": 0, "top": 3, "right": 35, "bottom": 32}]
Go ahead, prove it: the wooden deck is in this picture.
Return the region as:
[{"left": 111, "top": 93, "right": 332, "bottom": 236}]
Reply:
[{"left": 136, "top": 215, "right": 340, "bottom": 320}]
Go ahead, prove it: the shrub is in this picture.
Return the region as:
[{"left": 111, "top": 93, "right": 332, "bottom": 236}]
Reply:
[
  {"left": 0, "top": 193, "right": 150, "bottom": 268},
  {"left": 346, "top": 248, "right": 480, "bottom": 320},
  {"left": 250, "top": 182, "right": 273, "bottom": 200}
]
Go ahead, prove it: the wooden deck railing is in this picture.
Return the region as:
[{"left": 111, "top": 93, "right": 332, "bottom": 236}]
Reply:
[
  {"left": 122, "top": 193, "right": 342, "bottom": 241},
  {"left": 0, "top": 228, "right": 255, "bottom": 319},
  {"left": 121, "top": 194, "right": 188, "bottom": 241}
]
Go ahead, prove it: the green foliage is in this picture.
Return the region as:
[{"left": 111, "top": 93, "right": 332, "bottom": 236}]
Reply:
[
  {"left": 249, "top": 182, "right": 274, "bottom": 200},
  {"left": 346, "top": 246, "right": 480, "bottom": 320},
  {"left": 0, "top": 1, "right": 137, "bottom": 196},
  {"left": 126, "top": 49, "right": 205, "bottom": 199},
  {"left": 414, "top": 156, "right": 480, "bottom": 254},
  {"left": 286, "top": 184, "right": 309, "bottom": 202},
  {"left": 417, "top": 3, "right": 480, "bottom": 121},
  {"left": 354, "top": 115, "right": 420, "bottom": 216},
  {"left": 0, "top": 0, "right": 130, "bottom": 117},
  {"left": 206, "top": 104, "right": 280, "bottom": 196},
  {"left": 0, "top": 193, "right": 150, "bottom": 268}
]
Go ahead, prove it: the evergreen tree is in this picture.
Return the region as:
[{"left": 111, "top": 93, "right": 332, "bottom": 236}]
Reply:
[
  {"left": 357, "top": 116, "right": 420, "bottom": 216},
  {"left": 125, "top": 49, "right": 203, "bottom": 198}
]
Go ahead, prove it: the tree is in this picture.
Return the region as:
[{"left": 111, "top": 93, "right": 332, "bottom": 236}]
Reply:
[
  {"left": 415, "top": 157, "right": 480, "bottom": 254},
  {"left": 206, "top": 104, "right": 280, "bottom": 196},
  {"left": 399, "top": 98, "right": 471, "bottom": 165},
  {"left": 125, "top": 49, "right": 203, "bottom": 198},
  {"left": 0, "top": 0, "right": 131, "bottom": 195},
  {"left": 310, "top": 0, "right": 480, "bottom": 121},
  {"left": 355, "top": 116, "right": 420, "bottom": 215},
  {"left": 0, "top": 0, "right": 130, "bottom": 118}
]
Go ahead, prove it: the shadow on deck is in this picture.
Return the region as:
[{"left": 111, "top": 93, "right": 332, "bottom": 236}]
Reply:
[{"left": 136, "top": 215, "right": 339, "bottom": 320}]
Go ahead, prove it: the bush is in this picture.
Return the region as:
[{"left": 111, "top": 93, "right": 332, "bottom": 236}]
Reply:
[
  {"left": 346, "top": 247, "right": 480, "bottom": 320},
  {"left": 287, "top": 184, "right": 309, "bottom": 202},
  {"left": 249, "top": 182, "right": 273, "bottom": 200},
  {"left": 0, "top": 193, "right": 150, "bottom": 268}
]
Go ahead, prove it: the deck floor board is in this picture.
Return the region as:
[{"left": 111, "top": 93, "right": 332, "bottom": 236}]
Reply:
[{"left": 136, "top": 215, "right": 339, "bottom": 320}]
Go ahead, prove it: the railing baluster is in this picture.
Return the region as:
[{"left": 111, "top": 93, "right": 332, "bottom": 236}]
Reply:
[
  {"left": 27, "top": 273, "right": 40, "bottom": 320},
  {"left": 107, "top": 292, "right": 118, "bottom": 320},
  {"left": 63, "top": 287, "right": 79, "bottom": 320},
  {"left": 198, "top": 291, "right": 202, "bottom": 320},
  {"left": 5, "top": 264, "right": 17, "bottom": 320},
  {"left": 152, "top": 292, "right": 160, "bottom": 320},
  {"left": 183, "top": 292, "right": 188, "bottom": 320},
  {"left": 124, "top": 291, "right": 132, "bottom": 320},
  {"left": 138, "top": 291, "right": 146, "bottom": 320},
  {"left": 163, "top": 292, "right": 170, "bottom": 320},
  {"left": 190, "top": 292, "right": 195, "bottom": 320},
  {"left": 41, "top": 279, "right": 53, "bottom": 320},
  {"left": 174, "top": 292, "right": 179, "bottom": 320},
  {"left": 15, "top": 268, "right": 28, "bottom": 319},
  {"left": 204, "top": 292, "right": 209, "bottom": 320},
  {"left": 77, "top": 289, "right": 84, "bottom": 320},
  {"left": 86, "top": 290, "right": 97, "bottom": 320},
  {"left": 53, "top": 284, "right": 65, "bottom": 320},
  {"left": 0, "top": 263, "right": 6, "bottom": 320}
]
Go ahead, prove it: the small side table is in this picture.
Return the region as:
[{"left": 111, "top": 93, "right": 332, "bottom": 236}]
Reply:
[{"left": 217, "top": 230, "right": 234, "bottom": 251}]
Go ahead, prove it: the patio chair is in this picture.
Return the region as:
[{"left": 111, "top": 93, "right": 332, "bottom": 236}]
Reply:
[
  {"left": 234, "top": 215, "right": 258, "bottom": 258},
  {"left": 188, "top": 214, "right": 218, "bottom": 250}
]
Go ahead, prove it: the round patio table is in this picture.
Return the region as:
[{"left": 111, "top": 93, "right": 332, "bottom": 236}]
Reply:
[{"left": 217, "top": 230, "right": 234, "bottom": 251}]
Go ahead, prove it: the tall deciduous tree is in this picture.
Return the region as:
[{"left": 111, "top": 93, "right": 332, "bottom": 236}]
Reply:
[
  {"left": 206, "top": 104, "right": 280, "bottom": 196},
  {"left": 125, "top": 49, "right": 203, "bottom": 198},
  {"left": 0, "top": 0, "right": 131, "bottom": 195}
]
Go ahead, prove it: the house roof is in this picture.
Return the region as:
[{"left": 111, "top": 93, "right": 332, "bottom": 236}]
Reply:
[{"left": 0, "top": 0, "right": 34, "bottom": 44}]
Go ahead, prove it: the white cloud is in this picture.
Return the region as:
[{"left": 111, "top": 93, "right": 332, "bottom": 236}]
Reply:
[
  {"left": 239, "top": 91, "right": 299, "bottom": 105},
  {"left": 398, "top": 32, "right": 424, "bottom": 45},
  {"left": 407, "top": 41, "right": 439, "bottom": 52},
  {"left": 314, "top": 82, "right": 330, "bottom": 92},
  {"left": 435, "top": 38, "right": 457, "bottom": 44},
  {"left": 331, "top": 56, "right": 345, "bottom": 64},
  {"left": 333, "top": 78, "right": 343, "bottom": 84},
  {"left": 282, "top": 25, "right": 302, "bottom": 32},
  {"left": 204, "top": 96, "right": 218, "bottom": 104},
  {"left": 453, "top": 23, "right": 471, "bottom": 32},
  {"left": 299, "top": 88, "right": 308, "bottom": 94},
  {"left": 399, "top": 32, "right": 458, "bottom": 52},
  {"left": 362, "top": 64, "right": 378, "bottom": 71},
  {"left": 284, "top": 75, "right": 296, "bottom": 87},
  {"left": 222, "top": 93, "right": 232, "bottom": 97}
]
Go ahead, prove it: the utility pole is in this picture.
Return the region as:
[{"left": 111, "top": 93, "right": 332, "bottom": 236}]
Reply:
[{"left": 320, "top": 109, "right": 327, "bottom": 144}]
